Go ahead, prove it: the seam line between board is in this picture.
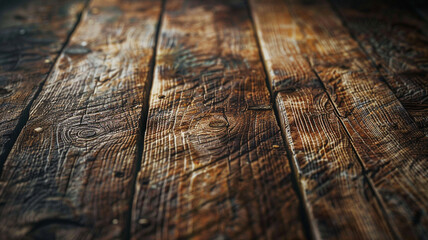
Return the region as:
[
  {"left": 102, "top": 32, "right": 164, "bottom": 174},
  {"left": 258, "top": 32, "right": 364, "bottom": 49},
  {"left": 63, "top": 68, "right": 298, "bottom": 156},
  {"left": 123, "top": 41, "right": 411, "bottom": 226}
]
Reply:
[
  {"left": 124, "top": 0, "right": 166, "bottom": 239},
  {"left": 0, "top": 0, "right": 92, "bottom": 175},
  {"left": 244, "top": 0, "right": 319, "bottom": 239}
]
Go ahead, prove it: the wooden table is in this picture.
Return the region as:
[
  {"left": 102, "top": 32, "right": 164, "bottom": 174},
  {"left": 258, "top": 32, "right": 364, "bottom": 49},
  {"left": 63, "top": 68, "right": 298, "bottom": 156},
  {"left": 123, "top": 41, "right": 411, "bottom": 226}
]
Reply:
[{"left": 0, "top": 0, "right": 427, "bottom": 239}]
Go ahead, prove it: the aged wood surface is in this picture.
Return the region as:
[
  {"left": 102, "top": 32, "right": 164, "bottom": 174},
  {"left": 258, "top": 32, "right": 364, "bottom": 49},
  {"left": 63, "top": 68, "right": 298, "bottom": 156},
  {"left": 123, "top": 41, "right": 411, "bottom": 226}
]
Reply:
[
  {"left": 130, "top": 0, "right": 304, "bottom": 239},
  {"left": 0, "top": 0, "right": 86, "bottom": 171},
  {"left": 279, "top": 0, "right": 427, "bottom": 239},
  {"left": 0, "top": 0, "right": 162, "bottom": 239},
  {"left": 0, "top": 0, "right": 427, "bottom": 239},
  {"left": 332, "top": 0, "right": 428, "bottom": 134},
  {"left": 250, "top": 0, "right": 393, "bottom": 239}
]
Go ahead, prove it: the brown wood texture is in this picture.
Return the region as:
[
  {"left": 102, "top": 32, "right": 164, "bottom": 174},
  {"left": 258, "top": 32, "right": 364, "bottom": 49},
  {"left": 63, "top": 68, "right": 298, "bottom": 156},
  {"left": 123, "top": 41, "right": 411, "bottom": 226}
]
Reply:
[
  {"left": 279, "top": 0, "right": 428, "bottom": 239},
  {"left": 0, "top": 0, "right": 427, "bottom": 239},
  {"left": 0, "top": 0, "right": 86, "bottom": 170},
  {"left": 130, "top": 0, "right": 304, "bottom": 239},
  {"left": 0, "top": 0, "right": 162, "bottom": 239},
  {"left": 250, "top": 0, "right": 393, "bottom": 238},
  {"left": 332, "top": 0, "right": 428, "bottom": 134}
]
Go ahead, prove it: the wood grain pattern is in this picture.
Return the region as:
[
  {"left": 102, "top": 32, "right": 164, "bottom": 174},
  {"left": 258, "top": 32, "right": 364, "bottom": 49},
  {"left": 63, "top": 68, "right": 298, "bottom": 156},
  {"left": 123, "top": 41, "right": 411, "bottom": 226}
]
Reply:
[
  {"left": 0, "top": 0, "right": 86, "bottom": 170},
  {"left": 250, "top": 0, "right": 400, "bottom": 239},
  {"left": 250, "top": 0, "right": 393, "bottom": 238},
  {"left": 283, "top": 0, "right": 428, "bottom": 239},
  {"left": 276, "top": 92, "right": 393, "bottom": 239},
  {"left": 0, "top": 0, "right": 162, "bottom": 239},
  {"left": 130, "top": 0, "right": 304, "bottom": 239},
  {"left": 331, "top": 0, "right": 428, "bottom": 134}
]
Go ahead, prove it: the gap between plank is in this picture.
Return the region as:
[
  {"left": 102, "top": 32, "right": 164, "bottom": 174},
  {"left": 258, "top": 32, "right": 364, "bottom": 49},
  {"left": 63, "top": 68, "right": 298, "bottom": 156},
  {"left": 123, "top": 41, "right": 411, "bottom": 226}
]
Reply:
[
  {"left": 123, "top": 0, "right": 166, "bottom": 239},
  {"left": 244, "top": 0, "right": 318, "bottom": 239},
  {"left": 309, "top": 66, "right": 402, "bottom": 240},
  {"left": 294, "top": 2, "right": 402, "bottom": 239},
  {"left": 0, "top": 0, "right": 91, "bottom": 175},
  {"left": 306, "top": 61, "right": 401, "bottom": 240},
  {"left": 326, "top": 0, "right": 423, "bottom": 129}
]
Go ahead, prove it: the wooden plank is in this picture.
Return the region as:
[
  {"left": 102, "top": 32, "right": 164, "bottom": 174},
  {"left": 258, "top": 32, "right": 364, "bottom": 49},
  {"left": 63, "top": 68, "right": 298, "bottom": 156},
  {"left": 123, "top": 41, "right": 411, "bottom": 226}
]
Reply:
[
  {"left": 331, "top": 0, "right": 428, "bottom": 134},
  {"left": 0, "top": 0, "right": 162, "bottom": 239},
  {"left": 276, "top": 93, "right": 393, "bottom": 239},
  {"left": 0, "top": 0, "right": 86, "bottom": 170},
  {"left": 280, "top": 0, "right": 428, "bottom": 239},
  {"left": 130, "top": 0, "right": 304, "bottom": 239},
  {"left": 249, "top": 0, "right": 394, "bottom": 238}
]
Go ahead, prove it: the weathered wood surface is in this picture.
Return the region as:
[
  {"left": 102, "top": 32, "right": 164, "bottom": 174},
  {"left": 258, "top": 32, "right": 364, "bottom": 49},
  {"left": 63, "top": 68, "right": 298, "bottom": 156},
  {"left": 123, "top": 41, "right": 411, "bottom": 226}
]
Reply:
[
  {"left": 0, "top": 0, "right": 162, "bottom": 239},
  {"left": 279, "top": 0, "right": 427, "bottom": 239},
  {"left": 332, "top": 0, "right": 428, "bottom": 134},
  {"left": 0, "top": 0, "right": 427, "bottom": 239},
  {"left": 250, "top": 0, "right": 393, "bottom": 238},
  {"left": 130, "top": 0, "right": 304, "bottom": 239},
  {"left": 0, "top": 0, "right": 86, "bottom": 170}
]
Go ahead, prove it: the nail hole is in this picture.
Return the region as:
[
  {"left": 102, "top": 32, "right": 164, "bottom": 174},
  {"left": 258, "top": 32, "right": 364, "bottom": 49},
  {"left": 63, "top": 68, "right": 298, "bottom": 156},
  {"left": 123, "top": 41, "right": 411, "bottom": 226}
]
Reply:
[
  {"left": 138, "top": 218, "right": 150, "bottom": 226},
  {"left": 114, "top": 171, "right": 125, "bottom": 178},
  {"left": 65, "top": 45, "right": 91, "bottom": 55},
  {"left": 141, "top": 178, "right": 150, "bottom": 185}
]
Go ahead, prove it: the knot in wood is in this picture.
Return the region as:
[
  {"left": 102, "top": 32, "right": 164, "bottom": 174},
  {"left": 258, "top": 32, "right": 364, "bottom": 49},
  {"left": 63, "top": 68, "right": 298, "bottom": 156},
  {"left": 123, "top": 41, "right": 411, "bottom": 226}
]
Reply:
[
  {"left": 209, "top": 120, "right": 228, "bottom": 128},
  {"left": 138, "top": 218, "right": 150, "bottom": 226},
  {"left": 77, "top": 129, "right": 97, "bottom": 138},
  {"left": 58, "top": 119, "right": 106, "bottom": 148}
]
